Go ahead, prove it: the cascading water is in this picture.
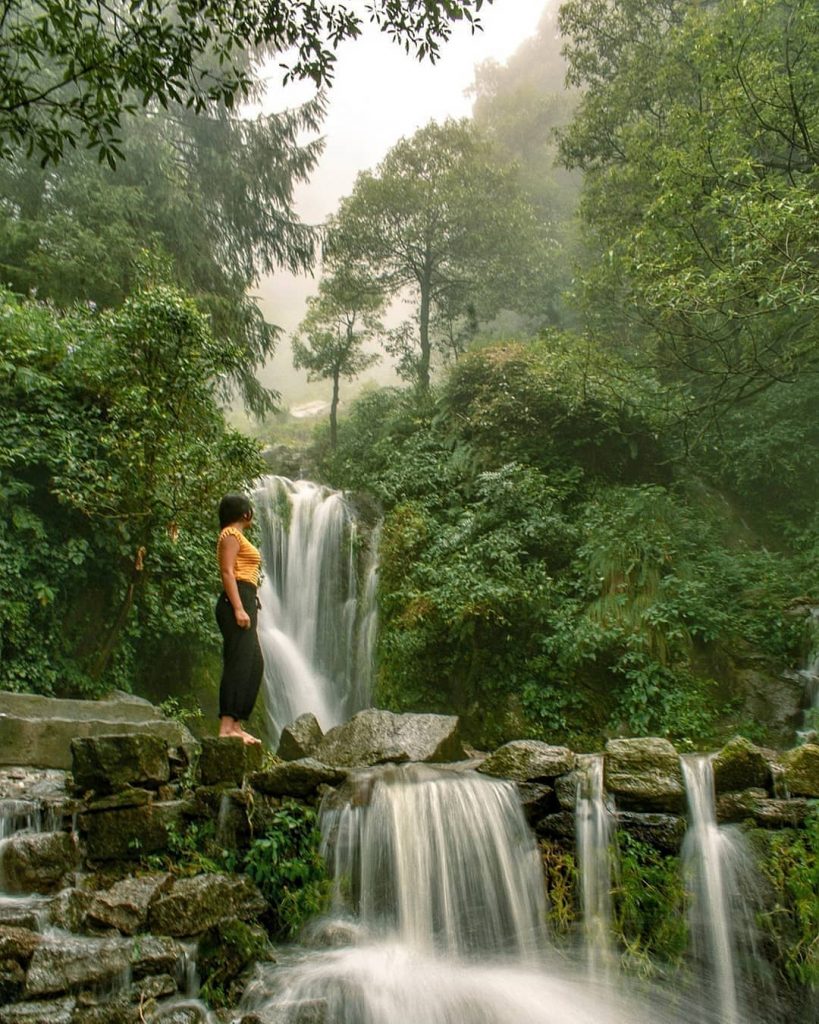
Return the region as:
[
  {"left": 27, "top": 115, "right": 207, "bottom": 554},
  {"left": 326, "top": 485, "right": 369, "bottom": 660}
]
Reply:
[
  {"left": 575, "top": 754, "right": 616, "bottom": 977},
  {"left": 240, "top": 765, "right": 691, "bottom": 1024},
  {"left": 252, "top": 476, "right": 379, "bottom": 743},
  {"left": 681, "top": 756, "right": 768, "bottom": 1024},
  {"left": 322, "top": 764, "right": 547, "bottom": 958}
]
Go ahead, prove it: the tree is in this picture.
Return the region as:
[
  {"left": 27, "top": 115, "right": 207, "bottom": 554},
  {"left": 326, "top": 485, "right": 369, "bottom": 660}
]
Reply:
[
  {"left": 329, "top": 118, "right": 550, "bottom": 392},
  {"left": 291, "top": 267, "right": 382, "bottom": 446},
  {"left": 0, "top": 96, "right": 325, "bottom": 414},
  {"left": 558, "top": 0, "right": 819, "bottom": 417},
  {"left": 0, "top": 0, "right": 491, "bottom": 166},
  {"left": 0, "top": 281, "right": 263, "bottom": 693}
]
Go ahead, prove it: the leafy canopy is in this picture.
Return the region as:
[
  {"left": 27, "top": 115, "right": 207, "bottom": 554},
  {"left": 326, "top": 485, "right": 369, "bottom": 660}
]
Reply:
[{"left": 0, "top": 0, "right": 491, "bottom": 166}]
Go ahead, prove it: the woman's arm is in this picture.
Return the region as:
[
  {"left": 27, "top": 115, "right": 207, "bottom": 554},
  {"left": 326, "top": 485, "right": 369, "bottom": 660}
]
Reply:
[{"left": 219, "top": 534, "right": 251, "bottom": 629}]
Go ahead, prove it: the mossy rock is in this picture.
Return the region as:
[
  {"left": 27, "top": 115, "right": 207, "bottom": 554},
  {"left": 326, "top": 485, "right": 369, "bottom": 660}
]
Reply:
[
  {"left": 478, "top": 741, "right": 575, "bottom": 782},
  {"left": 71, "top": 735, "right": 170, "bottom": 795},
  {"left": 604, "top": 738, "right": 685, "bottom": 812},
  {"left": 198, "top": 920, "right": 273, "bottom": 1008},
  {"left": 712, "top": 736, "right": 772, "bottom": 794},
  {"left": 780, "top": 744, "right": 819, "bottom": 797}
]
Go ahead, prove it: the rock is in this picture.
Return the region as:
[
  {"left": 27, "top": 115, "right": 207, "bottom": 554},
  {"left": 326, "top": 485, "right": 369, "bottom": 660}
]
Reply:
[
  {"left": 79, "top": 801, "right": 186, "bottom": 862},
  {"left": 148, "top": 874, "right": 266, "bottom": 937},
  {"left": 86, "top": 873, "right": 172, "bottom": 935},
  {"left": 250, "top": 759, "right": 347, "bottom": 798},
  {"left": 616, "top": 812, "right": 687, "bottom": 854},
  {"left": 149, "top": 1003, "right": 208, "bottom": 1023},
  {"left": 780, "top": 744, "right": 819, "bottom": 797},
  {"left": 0, "top": 768, "right": 68, "bottom": 804},
  {"left": 71, "top": 995, "right": 141, "bottom": 1024},
  {"left": 0, "top": 926, "right": 41, "bottom": 965},
  {"left": 313, "top": 709, "right": 464, "bottom": 767},
  {"left": 198, "top": 738, "right": 263, "bottom": 787},
  {"left": 717, "top": 789, "right": 813, "bottom": 827},
  {"left": 48, "top": 889, "right": 95, "bottom": 933},
  {"left": 133, "top": 973, "right": 178, "bottom": 1000},
  {"left": 198, "top": 920, "right": 272, "bottom": 1007},
  {"left": 0, "top": 691, "right": 196, "bottom": 770},
  {"left": 477, "top": 741, "right": 575, "bottom": 782},
  {"left": 277, "top": 714, "right": 324, "bottom": 761},
  {"left": 604, "top": 738, "right": 685, "bottom": 811},
  {"left": 535, "top": 811, "right": 576, "bottom": 844},
  {"left": 0, "top": 831, "right": 77, "bottom": 893},
  {"left": 24, "top": 935, "right": 132, "bottom": 997},
  {"left": 0, "top": 957, "right": 25, "bottom": 1005},
  {"left": 0, "top": 897, "right": 49, "bottom": 931},
  {"left": 515, "top": 783, "right": 556, "bottom": 825},
  {"left": 84, "top": 788, "right": 155, "bottom": 812},
  {"left": 554, "top": 770, "right": 580, "bottom": 811},
  {"left": 0, "top": 996, "right": 76, "bottom": 1023},
  {"left": 712, "top": 736, "right": 772, "bottom": 793},
  {"left": 72, "top": 735, "right": 170, "bottom": 795},
  {"left": 130, "top": 937, "right": 187, "bottom": 979}
]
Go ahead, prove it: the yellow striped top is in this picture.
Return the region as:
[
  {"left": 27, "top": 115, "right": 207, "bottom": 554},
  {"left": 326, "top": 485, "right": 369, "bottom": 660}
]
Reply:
[{"left": 217, "top": 527, "right": 261, "bottom": 588}]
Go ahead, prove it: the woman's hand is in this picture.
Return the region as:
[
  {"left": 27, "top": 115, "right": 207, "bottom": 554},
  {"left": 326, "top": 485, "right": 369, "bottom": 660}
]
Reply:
[{"left": 234, "top": 606, "right": 251, "bottom": 629}]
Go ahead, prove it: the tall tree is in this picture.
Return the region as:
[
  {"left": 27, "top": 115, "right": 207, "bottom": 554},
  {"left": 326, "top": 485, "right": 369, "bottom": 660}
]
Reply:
[
  {"left": 558, "top": 0, "right": 819, "bottom": 417},
  {"left": 291, "top": 267, "right": 382, "bottom": 446},
  {"left": 0, "top": 96, "right": 325, "bottom": 414},
  {"left": 0, "top": 0, "right": 491, "bottom": 165},
  {"left": 328, "top": 118, "right": 551, "bottom": 392}
]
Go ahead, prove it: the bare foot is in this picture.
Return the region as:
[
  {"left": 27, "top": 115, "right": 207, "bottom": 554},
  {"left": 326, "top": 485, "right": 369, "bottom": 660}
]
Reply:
[{"left": 238, "top": 729, "right": 262, "bottom": 745}]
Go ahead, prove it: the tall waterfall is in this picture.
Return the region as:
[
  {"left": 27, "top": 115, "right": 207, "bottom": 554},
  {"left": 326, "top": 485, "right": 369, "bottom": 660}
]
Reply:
[
  {"left": 241, "top": 766, "right": 688, "bottom": 1024},
  {"left": 252, "top": 476, "right": 378, "bottom": 743},
  {"left": 575, "top": 754, "right": 616, "bottom": 977},
  {"left": 681, "top": 756, "right": 766, "bottom": 1024}
]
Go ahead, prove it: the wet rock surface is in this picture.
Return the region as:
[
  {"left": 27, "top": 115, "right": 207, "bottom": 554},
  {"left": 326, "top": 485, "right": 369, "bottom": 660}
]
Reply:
[
  {"left": 148, "top": 874, "right": 266, "bottom": 937},
  {"left": 86, "top": 873, "right": 172, "bottom": 935},
  {"left": 249, "top": 759, "right": 347, "bottom": 798},
  {"left": 478, "top": 741, "right": 575, "bottom": 782},
  {"left": 0, "top": 832, "right": 77, "bottom": 894},
  {"left": 615, "top": 811, "right": 687, "bottom": 854},
  {"left": 604, "top": 737, "right": 685, "bottom": 811},
  {"left": 72, "top": 735, "right": 170, "bottom": 796},
  {"left": 79, "top": 800, "right": 187, "bottom": 862},
  {"left": 712, "top": 736, "right": 772, "bottom": 793},
  {"left": 198, "top": 738, "right": 263, "bottom": 787},
  {"left": 313, "top": 709, "right": 464, "bottom": 767},
  {"left": 779, "top": 743, "right": 819, "bottom": 797},
  {"left": 277, "top": 714, "right": 324, "bottom": 762}
]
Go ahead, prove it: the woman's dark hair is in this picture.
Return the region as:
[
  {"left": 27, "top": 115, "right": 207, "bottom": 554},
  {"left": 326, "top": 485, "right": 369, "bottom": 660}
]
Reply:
[{"left": 218, "top": 494, "right": 252, "bottom": 529}]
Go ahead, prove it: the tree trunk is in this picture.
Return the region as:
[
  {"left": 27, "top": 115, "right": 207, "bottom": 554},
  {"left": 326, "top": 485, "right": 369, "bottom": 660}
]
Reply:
[
  {"left": 418, "top": 275, "right": 432, "bottom": 393},
  {"left": 89, "top": 545, "right": 146, "bottom": 682},
  {"left": 330, "top": 371, "right": 340, "bottom": 448}
]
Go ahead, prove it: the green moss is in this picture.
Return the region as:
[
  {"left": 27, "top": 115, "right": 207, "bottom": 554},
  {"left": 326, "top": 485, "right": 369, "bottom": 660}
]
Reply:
[
  {"left": 199, "top": 920, "right": 271, "bottom": 1008},
  {"left": 541, "top": 840, "right": 579, "bottom": 936}
]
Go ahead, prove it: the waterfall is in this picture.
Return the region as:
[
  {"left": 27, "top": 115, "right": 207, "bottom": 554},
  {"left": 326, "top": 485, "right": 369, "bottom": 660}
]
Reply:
[
  {"left": 252, "top": 476, "right": 379, "bottom": 743},
  {"left": 321, "top": 764, "right": 547, "bottom": 958},
  {"left": 681, "top": 755, "right": 766, "bottom": 1024},
  {"left": 575, "top": 754, "right": 616, "bottom": 977},
  {"left": 240, "top": 766, "right": 689, "bottom": 1024}
]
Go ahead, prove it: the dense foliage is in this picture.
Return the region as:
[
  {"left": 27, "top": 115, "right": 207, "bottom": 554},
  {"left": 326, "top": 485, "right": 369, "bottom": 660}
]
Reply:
[
  {"left": 0, "top": 283, "right": 263, "bottom": 698},
  {"left": 319, "top": 336, "right": 810, "bottom": 748}
]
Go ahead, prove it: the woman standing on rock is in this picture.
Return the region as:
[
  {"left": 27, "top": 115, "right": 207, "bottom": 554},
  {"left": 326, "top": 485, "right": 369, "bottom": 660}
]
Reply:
[{"left": 216, "top": 494, "right": 263, "bottom": 745}]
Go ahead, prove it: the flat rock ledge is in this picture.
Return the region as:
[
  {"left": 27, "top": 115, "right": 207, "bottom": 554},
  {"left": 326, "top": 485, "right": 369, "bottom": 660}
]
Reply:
[{"left": 313, "top": 709, "right": 465, "bottom": 767}]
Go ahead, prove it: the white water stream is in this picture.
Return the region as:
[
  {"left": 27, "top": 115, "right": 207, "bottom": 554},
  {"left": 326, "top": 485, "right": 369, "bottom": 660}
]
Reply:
[
  {"left": 681, "top": 756, "right": 768, "bottom": 1024},
  {"left": 241, "top": 765, "right": 701, "bottom": 1024},
  {"left": 252, "top": 476, "right": 379, "bottom": 743},
  {"left": 575, "top": 754, "right": 616, "bottom": 978}
]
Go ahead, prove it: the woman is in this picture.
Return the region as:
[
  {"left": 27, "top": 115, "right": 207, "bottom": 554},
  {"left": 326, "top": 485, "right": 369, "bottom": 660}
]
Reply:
[{"left": 215, "top": 493, "right": 264, "bottom": 744}]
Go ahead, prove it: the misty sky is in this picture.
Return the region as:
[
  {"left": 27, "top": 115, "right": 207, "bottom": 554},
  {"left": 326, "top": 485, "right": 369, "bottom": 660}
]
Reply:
[{"left": 252, "top": 0, "right": 552, "bottom": 407}]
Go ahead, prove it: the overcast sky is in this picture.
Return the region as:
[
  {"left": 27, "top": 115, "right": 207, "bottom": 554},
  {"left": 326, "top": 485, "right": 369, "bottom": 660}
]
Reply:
[{"left": 251, "top": 0, "right": 551, "bottom": 407}]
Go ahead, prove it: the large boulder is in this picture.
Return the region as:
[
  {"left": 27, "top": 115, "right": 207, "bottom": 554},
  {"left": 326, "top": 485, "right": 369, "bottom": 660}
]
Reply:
[
  {"left": 148, "top": 874, "right": 265, "bottom": 937},
  {"left": 779, "top": 744, "right": 819, "bottom": 797},
  {"left": 198, "top": 737, "right": 263, "bottom": 787},
  {"left": 0, "top": 832, "right": 77, "bottom": 894},
  {"left": 477, "top": 741, "right": 575, "bottom": 782},
  {"left": 85, "top": 873, "right": 172, "bottom": 935},
  {"left": 24, "top": 935, "right": 132, "bottom": 997},
  {"left": 716, "top": 789, "right": 812, "bottom": 827},
  {"left": 250, "top": 759, "right": 347, "bottom": 798},
  {"left": 0, "top": 691, "right": 196, "bottom": 770},
  {"left": 604, "top": 738, "right": 685, "bottom": 811},
  {"left": 277, "top": 714, "right": 324, "bottom": 762},
  {"left": 78, "top": 801, "right": 187, "bottom": 862},
  {"left": 71, "top": 735, "right": 170, "bottom": 795},
  {"left": 712, "top": 736, "right": 772, "bottom": 794},
  {"left": 313, "top": 709, "right": 464, "bottom": 767}
]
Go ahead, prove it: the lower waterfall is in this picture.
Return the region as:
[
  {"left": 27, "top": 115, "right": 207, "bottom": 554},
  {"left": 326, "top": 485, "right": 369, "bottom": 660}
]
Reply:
[{"left": 240, "top": 765, "right": 695, "bottom": 1024}]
